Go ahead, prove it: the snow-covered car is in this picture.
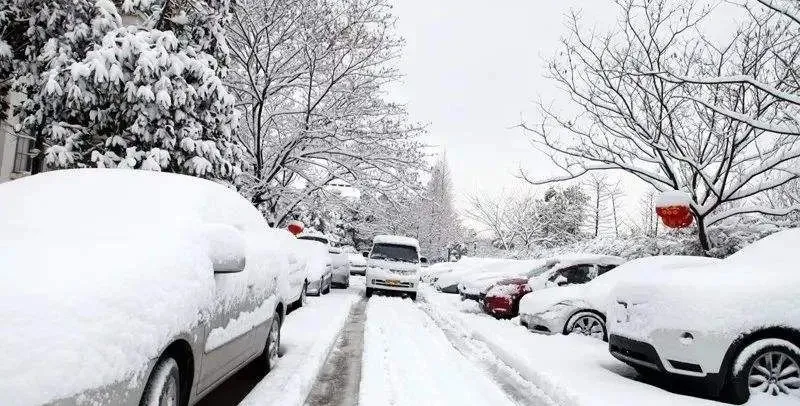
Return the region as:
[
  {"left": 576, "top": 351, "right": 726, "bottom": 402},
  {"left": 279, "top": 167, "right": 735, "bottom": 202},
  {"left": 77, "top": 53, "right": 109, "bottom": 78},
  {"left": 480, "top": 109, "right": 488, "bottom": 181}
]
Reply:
[
  {"left": 608, "top": 230, "right": 800, "bottom": 404},
  {"left": 421, "top": 261, "right": 456, "bottom": 283},
  {"left": 296, "top": 238, "right": 333, "bottom": 296},
  {"left": 297, "top": 232, "right": 350, "bottom": 291},
  {"left": 328, "top": 246, "right": 351, "bottom": 288},
  {"left": 0, "top": 169, "right": 288, "bottom": 406},
  {"left": 344, "top": 246, "right": 368, "bottom": 275},
  {"left": 365, "top": 235, "right": 425, "bottom": 300},
  {"left": 482, "top": 254, "right": 625, "bottom": 319},
  {"left": 434, "top": 257, "right": 513, "bottom": 293},
  {"left": 519, "top": 256, "right": 720, "bottom": 340},
  {"left": 458, "top": 259, "right": 551, "bottom": 302}
]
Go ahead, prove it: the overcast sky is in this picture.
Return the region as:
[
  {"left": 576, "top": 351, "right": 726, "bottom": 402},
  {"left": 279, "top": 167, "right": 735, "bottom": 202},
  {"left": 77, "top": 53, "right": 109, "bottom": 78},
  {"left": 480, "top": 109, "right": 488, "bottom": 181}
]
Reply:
[{"left": 387, "top": 0, "right": 741, "bottom": 232}]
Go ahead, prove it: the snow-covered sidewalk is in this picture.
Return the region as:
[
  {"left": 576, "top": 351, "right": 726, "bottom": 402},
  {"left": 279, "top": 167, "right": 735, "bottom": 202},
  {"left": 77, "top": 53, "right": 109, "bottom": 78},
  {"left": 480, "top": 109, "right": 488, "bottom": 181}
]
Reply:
[
  {"left": 238, "top": 281, "right": 362, "bottom": 405},
  {"left": 359, "top": 295, "right": 522, "bottom": 406},
  {"left": 422, "top": 285, "right": 726, "bottom": 406}
]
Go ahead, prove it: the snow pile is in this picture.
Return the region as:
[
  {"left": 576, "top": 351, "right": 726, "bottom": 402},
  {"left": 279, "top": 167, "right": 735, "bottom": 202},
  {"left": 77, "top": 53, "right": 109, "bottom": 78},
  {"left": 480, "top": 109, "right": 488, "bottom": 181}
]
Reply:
[
  {"left": 0, "top": 170, "right": 287, "bottom": 405},
  {"left": 424, "top": 286, "right": 722, "bottom": 406},
  {"left": 239, "top": 286, "right": 360, "bottom": 405},
  {"left": 610, "top": 229, "right": 800, "bottom": 340},
  {"left": 655, "top": 190, "right": 692, "bottom": 207}
]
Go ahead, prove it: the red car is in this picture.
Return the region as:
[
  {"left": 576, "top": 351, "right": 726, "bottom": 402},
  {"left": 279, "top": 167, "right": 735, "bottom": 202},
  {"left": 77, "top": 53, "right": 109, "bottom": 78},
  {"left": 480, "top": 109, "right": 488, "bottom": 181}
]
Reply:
[
  {"left": 481, "top": 277, "right": 530, "bottom": 318},
  {"left": 481, "top": 254, "right": 625, "bottom": 319}
]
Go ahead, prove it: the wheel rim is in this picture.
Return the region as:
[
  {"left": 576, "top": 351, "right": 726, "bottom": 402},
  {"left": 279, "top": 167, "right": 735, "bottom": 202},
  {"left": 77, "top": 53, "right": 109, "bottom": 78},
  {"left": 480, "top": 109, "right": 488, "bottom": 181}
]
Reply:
[
  {"left": 268, "top": 318, "right": 280, "bottom": 367},
  {"left": 161, "top": 373, "right": 178, "bottom": 406},
  {"left": 748, "top": 351, "right": 800, "bottom": 397},
  {"left": 570, "top": 315, "right": 604, "bottom": 339}
]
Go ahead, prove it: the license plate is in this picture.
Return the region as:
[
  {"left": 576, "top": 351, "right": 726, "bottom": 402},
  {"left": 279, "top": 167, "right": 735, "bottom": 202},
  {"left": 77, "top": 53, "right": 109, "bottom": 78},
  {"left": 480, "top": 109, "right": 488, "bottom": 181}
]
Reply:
[{"left": 386, "top": 279, "right": 400, "bottom": 286}]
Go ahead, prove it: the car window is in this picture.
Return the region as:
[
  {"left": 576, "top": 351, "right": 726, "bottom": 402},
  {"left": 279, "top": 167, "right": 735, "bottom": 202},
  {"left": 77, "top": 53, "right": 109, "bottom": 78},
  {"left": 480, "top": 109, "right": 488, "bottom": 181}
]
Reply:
[
  {"left": 370, "top": 243, "right": 419, "bottom": 263},
  {"left": 549, "top": 264, "right": 594, "bottom": 284},
  {"left": 598, "top": 264, "right": 617, "bottom": 276}
]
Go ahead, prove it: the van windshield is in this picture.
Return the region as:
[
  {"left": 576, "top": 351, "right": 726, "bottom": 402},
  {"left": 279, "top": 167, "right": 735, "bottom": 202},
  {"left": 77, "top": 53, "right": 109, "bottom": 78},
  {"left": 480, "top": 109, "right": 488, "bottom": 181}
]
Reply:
[{"left": 370, "top": 243, "right": 418, "bottom": 263}]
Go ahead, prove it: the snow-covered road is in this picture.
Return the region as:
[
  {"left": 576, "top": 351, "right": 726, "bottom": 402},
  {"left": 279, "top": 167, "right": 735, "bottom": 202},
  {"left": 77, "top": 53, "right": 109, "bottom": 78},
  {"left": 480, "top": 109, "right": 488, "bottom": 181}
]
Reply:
[{"left": 359, "top": 295, "right": 543, "bottom": 406}]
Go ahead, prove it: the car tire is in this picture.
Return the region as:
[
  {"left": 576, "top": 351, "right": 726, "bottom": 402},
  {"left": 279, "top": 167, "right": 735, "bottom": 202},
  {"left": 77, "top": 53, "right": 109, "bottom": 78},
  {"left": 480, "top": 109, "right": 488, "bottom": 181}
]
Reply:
[
  {"left": 409, "top": 292, "right": 417, "bottom": 301},
  {"left": 140, "top": 357, "right": 180, "bottom": 406},
  {"left": 262, "top": 311, "right": 281, "bottom": 373},
  {"left": 366, "top": 287, "right": 373, "bottom": 298},
  {"left": 565, "top": 311, "right": 607, "bottom": 341},
  {"left": 322, "top": 280, "right": 331, "bottom": 295},
  {"left": 727, "top": 339, "right": 800, "bottom": 404}
]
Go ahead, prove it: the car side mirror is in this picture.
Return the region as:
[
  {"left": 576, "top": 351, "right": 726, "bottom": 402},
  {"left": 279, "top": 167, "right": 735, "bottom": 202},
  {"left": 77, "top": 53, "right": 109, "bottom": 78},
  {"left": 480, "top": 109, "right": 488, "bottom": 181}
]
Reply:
[
  {"left": 362, "top": 251, "right": 369, "bottom": 258},
  {"left": 203, "top": 223, "right": 246, "bottom": 274},
  {"left": 420, "top": 257, "right": 428, "bottom": 264}
]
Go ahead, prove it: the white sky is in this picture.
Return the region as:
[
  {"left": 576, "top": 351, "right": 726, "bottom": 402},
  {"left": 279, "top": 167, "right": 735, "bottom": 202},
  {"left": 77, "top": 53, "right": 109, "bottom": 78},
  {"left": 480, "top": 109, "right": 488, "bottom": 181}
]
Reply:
[{"left": 387, "top": 0, "right": 742, "bottom": 233}]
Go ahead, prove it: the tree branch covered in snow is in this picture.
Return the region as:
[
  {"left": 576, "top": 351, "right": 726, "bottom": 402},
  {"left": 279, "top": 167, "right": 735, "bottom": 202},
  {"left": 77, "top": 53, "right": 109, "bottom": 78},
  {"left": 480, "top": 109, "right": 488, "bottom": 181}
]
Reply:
[
  {"left": 226, "top": 0, "right": 425, "bottom": 225},
  {"left": 520, "top": 0, "right": 800, "bottom": 250}
]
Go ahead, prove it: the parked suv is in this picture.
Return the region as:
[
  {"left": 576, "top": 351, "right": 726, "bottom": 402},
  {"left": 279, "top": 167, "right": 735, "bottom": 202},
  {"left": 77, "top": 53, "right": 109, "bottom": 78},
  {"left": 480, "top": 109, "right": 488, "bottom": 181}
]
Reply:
[
  {"left": 365, "top": 235, "right": 426, "bottom": 300},
  {"left": 608, "top": 230, "right": 800, "bottom": 404}
]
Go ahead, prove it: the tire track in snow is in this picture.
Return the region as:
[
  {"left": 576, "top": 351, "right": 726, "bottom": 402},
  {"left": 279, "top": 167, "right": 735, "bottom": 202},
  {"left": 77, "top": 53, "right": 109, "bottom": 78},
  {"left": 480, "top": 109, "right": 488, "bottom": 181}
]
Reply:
[
  {"left": 416, "top": 292, "right": 557, "bottom": 406},
  {"left": 359, "top": 295, "right": 520, "bottom": 406}
]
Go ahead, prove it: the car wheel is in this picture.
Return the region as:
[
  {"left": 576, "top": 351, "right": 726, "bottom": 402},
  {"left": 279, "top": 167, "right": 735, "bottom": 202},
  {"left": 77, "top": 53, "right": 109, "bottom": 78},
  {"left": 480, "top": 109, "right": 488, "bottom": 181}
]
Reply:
[
  {"left": 409, "top": 292, "right": 417, "bottom": 301},
  {"left": 140, "top": 357, "right": 180, "bottom": 406},
  {"left": 322, "top": 279, "right": 331, "bottom": 294},
  {"left": 566, "top": 311, "right": 607, "bottom": 341},
  {"left": 263, "top": 311, "right": 281, "bottom": 373},
  {"left": 728, "top": 339, "right": 800, "bottom": 404},
  {"left": 366, "top": 287, "right": 373, "bottom": 298}
]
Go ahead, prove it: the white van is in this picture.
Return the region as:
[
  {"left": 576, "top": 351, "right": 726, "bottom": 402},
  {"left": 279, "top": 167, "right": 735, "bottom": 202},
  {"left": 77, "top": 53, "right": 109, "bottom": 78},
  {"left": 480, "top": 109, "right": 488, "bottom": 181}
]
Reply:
[{"left": 364, "top": 235, "right": 426, "bottom": 300}]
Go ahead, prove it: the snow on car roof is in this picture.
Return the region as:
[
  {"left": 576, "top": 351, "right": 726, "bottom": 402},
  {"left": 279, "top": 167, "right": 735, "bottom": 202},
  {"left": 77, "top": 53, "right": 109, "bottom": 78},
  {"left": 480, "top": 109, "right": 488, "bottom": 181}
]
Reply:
[
  {"left": 372, "top": 234, "right": 420, "bottom": 248},
  {"left": 548, "top": 253, "right": 626, "bottom": 268}
]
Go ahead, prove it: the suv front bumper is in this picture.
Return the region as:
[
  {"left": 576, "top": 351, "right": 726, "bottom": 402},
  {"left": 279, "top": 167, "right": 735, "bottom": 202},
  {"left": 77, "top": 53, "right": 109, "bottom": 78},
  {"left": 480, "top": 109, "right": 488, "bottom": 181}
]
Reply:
[{"left": 609, "top": 334, "right": 726, "bottom": 396}]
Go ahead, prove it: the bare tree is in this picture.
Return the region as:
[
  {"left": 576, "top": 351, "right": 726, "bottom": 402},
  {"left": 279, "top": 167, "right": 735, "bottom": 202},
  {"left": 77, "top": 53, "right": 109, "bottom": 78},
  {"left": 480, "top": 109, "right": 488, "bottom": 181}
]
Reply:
[
  {"left": 521, "top": 0, "right": 800, "bottom": 250},
  {"left": 582, "top": 174, "right": 612, "bottom": 237},
  {"left": 227, "top": 0, "right": 425, "bottom": 225},
  {"left": 464, "top": 193, "right": 518, "bottom": 250},
  {"left": 608, "top": 180, "right": 625, "bottom": 237}
]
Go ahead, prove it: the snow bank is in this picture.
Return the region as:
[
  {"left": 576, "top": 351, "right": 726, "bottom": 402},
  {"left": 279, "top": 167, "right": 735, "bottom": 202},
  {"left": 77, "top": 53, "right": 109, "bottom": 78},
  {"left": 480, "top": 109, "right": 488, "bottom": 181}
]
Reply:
[
  {"left": 424, "top": 286, "right": 724, "bottom": 406},
  {"left": 0, "top": 170, "right": 288, "bottom": 405},
  {"left": 239, "top": 286, "right": 360, "bottom": 405}
]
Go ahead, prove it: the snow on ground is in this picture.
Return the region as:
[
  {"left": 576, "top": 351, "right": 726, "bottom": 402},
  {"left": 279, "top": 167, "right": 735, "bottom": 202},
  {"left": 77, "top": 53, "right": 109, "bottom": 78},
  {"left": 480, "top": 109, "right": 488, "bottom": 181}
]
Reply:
[
  {"left": 423, "top": 285, "right": 726, "bottom": 406},
  {"left": 359, "top": 295, "right": 520, "bottom": 406},
  {"left": 239, "top": 280, "right": 362, "bottom": 406}
]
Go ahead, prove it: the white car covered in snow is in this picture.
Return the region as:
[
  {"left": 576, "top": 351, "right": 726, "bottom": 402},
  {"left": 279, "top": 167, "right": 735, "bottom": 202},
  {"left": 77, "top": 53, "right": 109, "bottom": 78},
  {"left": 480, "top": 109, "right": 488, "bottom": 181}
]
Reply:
[
  {"left": 365, "top": 235, "right": 426, "bottom": 300},
  {"left": 297, "top": 232, "right": 350, "bottom": 291},
  {"left": 608, "top": 230, "right": 800, "bottom": 403},
  {"left": 0, "top": 170, "right": 288, "bottom": 406},
  {"left": 519, "top": 255, "right": 720, "bottom": 340},
  {"left": 434, "top": 257, "right": 512, "bottom": 293},
  {"left": 343, "top": 246, "right": 368, "bottom": 275}
]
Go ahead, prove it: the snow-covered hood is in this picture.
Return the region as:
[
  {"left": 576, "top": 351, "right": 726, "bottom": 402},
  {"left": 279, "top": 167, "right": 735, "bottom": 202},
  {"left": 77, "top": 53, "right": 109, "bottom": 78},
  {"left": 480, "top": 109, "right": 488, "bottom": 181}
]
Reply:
[
  {"left": 519, "top": 285, "right": 586, "bottom": 316},
  {"left": 610, "top": 233, "right": 800, "bottom": 338},
  {"left": 0, "top": 229, "right": 217, "bottom": 406},
  {"left": 460, "top": 271, "right": 523, "bottom": 294},
  {"left": 348, "top": 253, "right": 367, "bottom": 267}
]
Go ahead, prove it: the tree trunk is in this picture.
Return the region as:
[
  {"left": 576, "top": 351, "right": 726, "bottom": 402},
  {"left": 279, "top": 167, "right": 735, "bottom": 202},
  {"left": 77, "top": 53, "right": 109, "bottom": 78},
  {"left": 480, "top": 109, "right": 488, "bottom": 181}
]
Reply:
[
  {"left": 697, "top": 217, "right": 710, "bottom": 252},
  {"left": 30, "top": 124, "right": 45, "bottom": 175}
]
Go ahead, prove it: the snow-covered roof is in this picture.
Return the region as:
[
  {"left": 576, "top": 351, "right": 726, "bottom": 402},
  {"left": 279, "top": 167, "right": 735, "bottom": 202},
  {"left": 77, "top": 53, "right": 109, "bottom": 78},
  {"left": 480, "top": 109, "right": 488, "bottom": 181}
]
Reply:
[
  {"left": 549, "top": 253, "right": 626, "bottom": 268},
  {"left": 372, "top": 234, "right": 420, "bottom": 248}
]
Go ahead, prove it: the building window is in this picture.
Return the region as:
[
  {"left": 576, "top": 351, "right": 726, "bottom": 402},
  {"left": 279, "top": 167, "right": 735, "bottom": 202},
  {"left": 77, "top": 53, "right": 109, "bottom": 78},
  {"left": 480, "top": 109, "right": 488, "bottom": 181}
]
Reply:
[{"left": 12, "top": 133, "right": 34, "bottom": 174}]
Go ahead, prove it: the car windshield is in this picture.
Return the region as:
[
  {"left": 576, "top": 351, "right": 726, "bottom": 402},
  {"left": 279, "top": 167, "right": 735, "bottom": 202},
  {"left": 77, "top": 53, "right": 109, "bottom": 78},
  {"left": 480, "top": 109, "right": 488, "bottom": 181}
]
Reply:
[
  {"left": 298, "top": 235, "right": 328, "bottom": 245},
  {"left": 526, "top": 261, "right": 558, "bottom": 277},
  {"left": 370, "top": 243, "right": 419, "bottom": 263}
]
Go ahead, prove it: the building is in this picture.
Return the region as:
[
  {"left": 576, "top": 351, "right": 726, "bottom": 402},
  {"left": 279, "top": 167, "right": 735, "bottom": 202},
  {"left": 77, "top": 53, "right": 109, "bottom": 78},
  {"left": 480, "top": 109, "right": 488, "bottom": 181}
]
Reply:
[{"left": 0, "top": 92, "right": 34, "bottom": 183}]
